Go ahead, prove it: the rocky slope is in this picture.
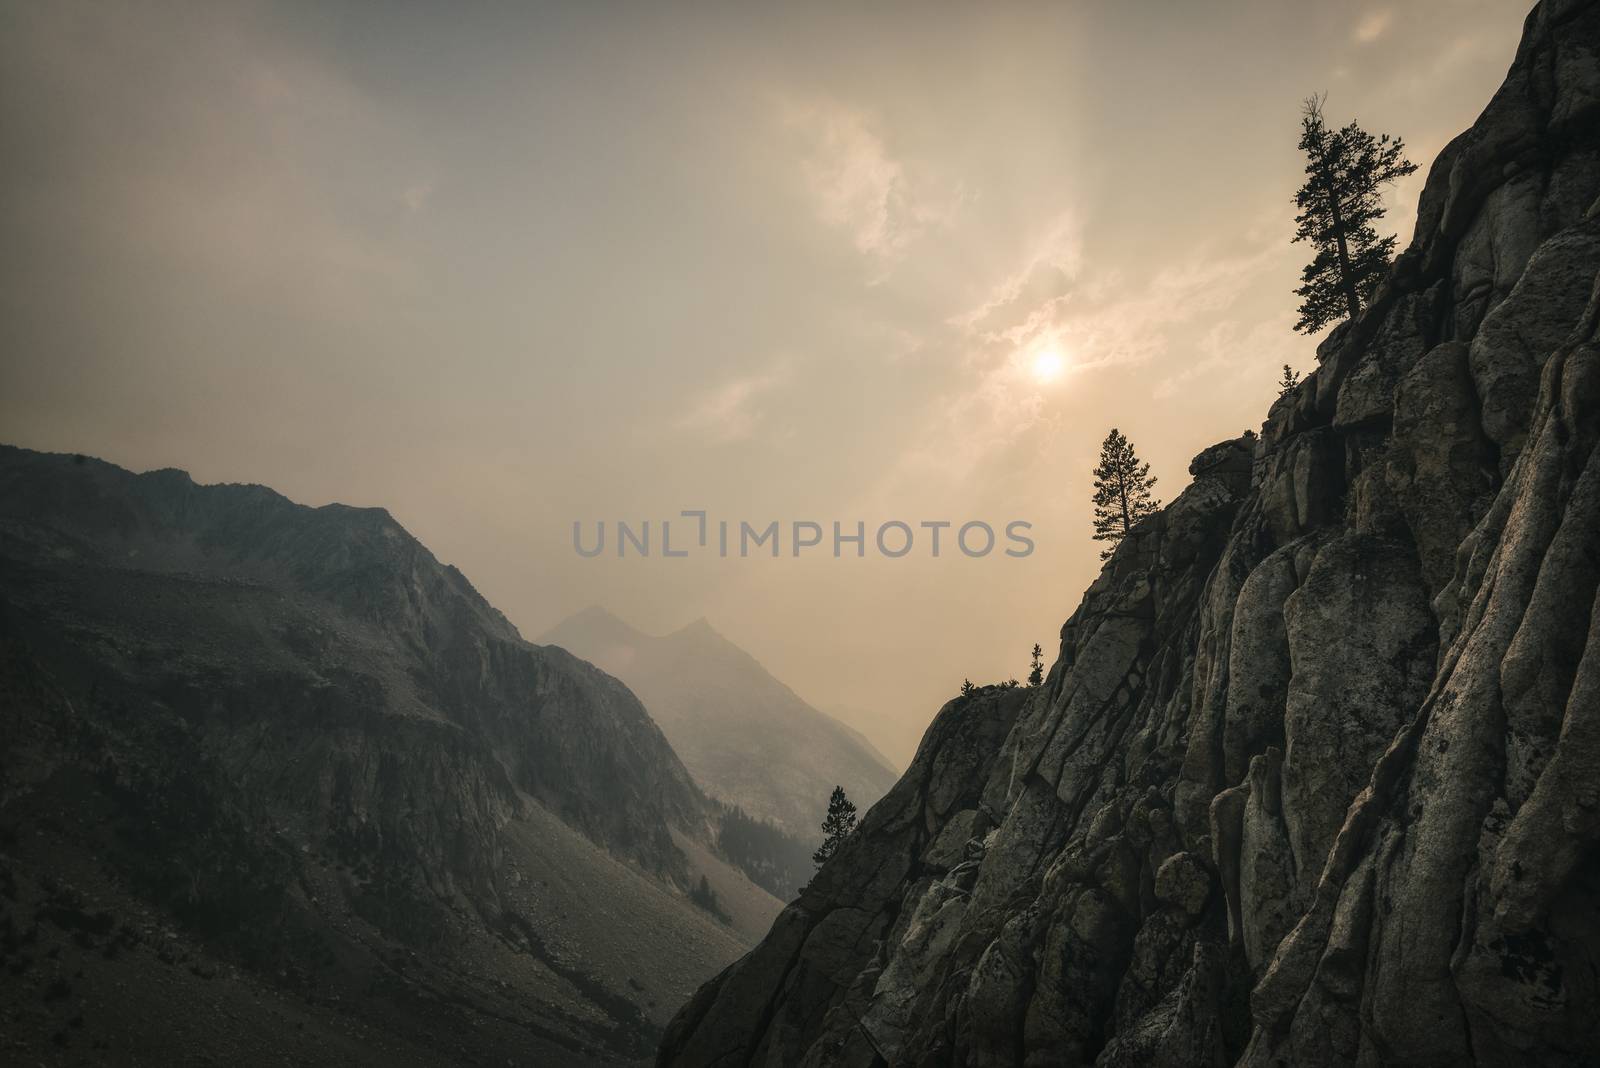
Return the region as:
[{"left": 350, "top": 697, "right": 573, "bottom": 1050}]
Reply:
[
  {"left": 0, "top": 446, "right": 781, "bottom": 1065},
  {"left": 658, "top": 3, "right": 1600, "bottom": 1065},
  {"left": 542, "top": 607, "right": 899, "bottom": 840}
]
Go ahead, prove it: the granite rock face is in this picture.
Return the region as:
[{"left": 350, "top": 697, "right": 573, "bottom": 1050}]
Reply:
[{"left": 660, "top": 3, "right": 1600, "bottom": 1065}]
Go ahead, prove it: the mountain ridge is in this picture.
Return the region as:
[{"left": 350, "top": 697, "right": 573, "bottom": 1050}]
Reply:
[{"left": 0, "top": 443, "right": 782, "bottom": 1065}]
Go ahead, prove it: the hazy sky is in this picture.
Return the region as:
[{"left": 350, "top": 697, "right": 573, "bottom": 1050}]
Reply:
[{"left": 1, "top": 1, "right": 1531, "bottom": 766}]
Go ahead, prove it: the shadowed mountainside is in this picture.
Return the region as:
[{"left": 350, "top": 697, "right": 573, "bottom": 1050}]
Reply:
[
  {"left": 0, "top": 446, "right": 781, "bottom": 1066},
  {"left": 659, "top": 3, "right": 1600, "bottom": 1065}
]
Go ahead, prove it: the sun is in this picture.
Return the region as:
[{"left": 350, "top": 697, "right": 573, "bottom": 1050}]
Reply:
[{"left": 1031, "top": 348, "right": 1066, "bottom": 383}]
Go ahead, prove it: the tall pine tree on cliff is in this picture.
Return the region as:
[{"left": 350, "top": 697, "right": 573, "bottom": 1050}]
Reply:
[
  {"left": 812, "top": 786, "right": 857, "bottom": 867},
  {"left": 1092, "top": 429, "right": 1159, "bottom": 560},
  {"left": 1292, "top": 96, "right": 1417, "bottom": 333}
]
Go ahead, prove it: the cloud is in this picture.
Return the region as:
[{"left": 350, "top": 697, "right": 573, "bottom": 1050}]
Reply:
[
  {"left": 1150, "top": 310, "right": 1299, "bottom": 400},
  {"left": 785, "top": 99, "right": 959, "bottom": 266},
  {"left": 883, "top": 226, "right": 1297, "bottom": 496},
  {"left": 955, "top": 215, "right": 1282, "bottom": 383},
  {"left": 1354, "top": 9, "right": 1394, "bottom": 44},
  {"left": 675, "top": 364, "right": 791, "bottom": 443},
  {"left": 895, "top": 345, "right": 1054, "bottom": 488},
  {"left": 949, "top": 213, "right": 1081, "bottom": 339},
  {"left": 1060, "top": 245, "right": 1286, "bottom": 372}
]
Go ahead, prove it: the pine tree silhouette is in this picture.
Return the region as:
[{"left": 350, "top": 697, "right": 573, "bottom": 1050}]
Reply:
[
  {"left": 1028, "top": 643, "right": 1044, "bottom": 687},
  {"left": 1292, "top": 96, "right": 1417, "bottom": 333},
  {"left": 812, "top": 786, "right": 858, "bottom": 867},
  {"left": 1092, "top": 428, "right": 1160, "bottom": 561},
  {"left": 1279, "top": 364, "right": 1302, "bottom": 396}
]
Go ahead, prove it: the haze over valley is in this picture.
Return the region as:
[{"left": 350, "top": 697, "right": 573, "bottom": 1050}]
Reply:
[{"left": 3, "top": 2, "right": 1597, "bottom": 1066}]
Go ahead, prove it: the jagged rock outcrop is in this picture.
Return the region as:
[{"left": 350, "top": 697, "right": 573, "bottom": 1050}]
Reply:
[
  {"left": 660, "top": 683, "right": 1027, "bottom": 1067},
  {"left": 659, "top": 4, "right": 1600, "bottom": 1065}
]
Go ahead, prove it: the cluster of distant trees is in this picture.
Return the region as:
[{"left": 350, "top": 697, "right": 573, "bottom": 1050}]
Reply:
[
  {"left": 959, "top": 642, "right": 1046, "bottom": 699},
  {"left": 711, "top": 788, "right": 864, "bottom": 900},
  {"left": 687, "top": 874, "right": 731, "bottom": 923},
  {"left": 714, "top": 804, "right": 816, "bottom": 900}
]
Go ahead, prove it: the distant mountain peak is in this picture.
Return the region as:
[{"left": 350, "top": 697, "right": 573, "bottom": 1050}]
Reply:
[
  {"left": 670, "top": 615, "right": 733, "bottom": 647},
  {"left": 540, "top": 606, "right": 898, "bottom": 837},
  {"left": 543, "top": 604, "right": 646, "bottom": 647}
]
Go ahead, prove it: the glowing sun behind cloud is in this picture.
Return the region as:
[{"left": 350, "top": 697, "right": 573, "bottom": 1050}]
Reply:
[{"left": 1031, "top": 347, "right": 1066, "bottom": 383}]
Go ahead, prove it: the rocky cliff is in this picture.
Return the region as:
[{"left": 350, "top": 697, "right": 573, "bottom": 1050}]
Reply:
[
  {"left": 658, "top": 4, "right": 1600, "bottom": 1065},
  {"left": 0, "top": 447, "right": 781, "bottom": 1065}
]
